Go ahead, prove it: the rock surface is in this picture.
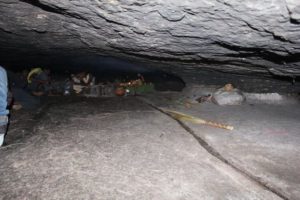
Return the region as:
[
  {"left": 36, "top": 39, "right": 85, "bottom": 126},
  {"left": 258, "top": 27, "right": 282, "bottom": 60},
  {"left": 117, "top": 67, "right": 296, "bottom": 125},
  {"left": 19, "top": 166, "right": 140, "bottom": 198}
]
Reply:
[
  {"left": 212, "top": 88, "right": 245, "bottom": 105},
  {"left": 144, "top": 91, "right": 300, "bottom": 200},
  {"left": 0, "top": 0, "right": 300, "bottom": 78},
  {"left": 0, "top": 97, "right": 281, "bottom": 199}
]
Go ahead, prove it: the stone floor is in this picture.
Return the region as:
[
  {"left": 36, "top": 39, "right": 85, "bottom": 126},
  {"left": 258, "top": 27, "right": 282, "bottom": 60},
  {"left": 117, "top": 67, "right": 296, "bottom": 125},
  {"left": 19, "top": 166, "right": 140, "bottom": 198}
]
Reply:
[{"left": 0, "top": 95, "right": 299, "bottom": 200}]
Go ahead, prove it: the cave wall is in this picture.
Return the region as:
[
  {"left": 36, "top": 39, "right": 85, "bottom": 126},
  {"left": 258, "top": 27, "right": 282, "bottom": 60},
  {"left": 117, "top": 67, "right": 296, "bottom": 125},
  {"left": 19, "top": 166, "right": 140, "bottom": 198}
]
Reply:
[{"left": 0, "top": 0, "right": 300, "bottom": 80}]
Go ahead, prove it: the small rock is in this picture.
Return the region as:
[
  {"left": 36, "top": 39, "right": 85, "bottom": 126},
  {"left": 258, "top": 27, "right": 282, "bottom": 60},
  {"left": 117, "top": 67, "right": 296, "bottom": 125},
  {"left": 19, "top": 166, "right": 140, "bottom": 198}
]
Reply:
[{"left": 212, "top": 87, "right": 245, "bottom": 106}]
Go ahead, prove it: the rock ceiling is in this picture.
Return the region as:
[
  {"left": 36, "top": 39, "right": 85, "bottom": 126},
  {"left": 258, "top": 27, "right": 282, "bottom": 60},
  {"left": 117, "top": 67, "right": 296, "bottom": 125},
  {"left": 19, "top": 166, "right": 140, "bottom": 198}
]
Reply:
[{"left": 0, "top": 0, "right": 300, "bottom": 78}]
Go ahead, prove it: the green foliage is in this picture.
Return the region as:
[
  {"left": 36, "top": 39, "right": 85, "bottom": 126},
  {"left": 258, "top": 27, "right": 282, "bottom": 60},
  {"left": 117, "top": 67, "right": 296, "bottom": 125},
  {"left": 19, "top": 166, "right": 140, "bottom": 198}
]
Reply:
[{"left": 126, "top": 83, "right": 155, "bottom": 95}]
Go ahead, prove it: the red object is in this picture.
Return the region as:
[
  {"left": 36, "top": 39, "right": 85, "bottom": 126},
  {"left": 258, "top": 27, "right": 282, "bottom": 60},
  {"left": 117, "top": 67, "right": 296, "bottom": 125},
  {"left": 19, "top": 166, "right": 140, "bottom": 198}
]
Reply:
[{"left": 115, "top": 87, "right": 125, "bottom": 96}]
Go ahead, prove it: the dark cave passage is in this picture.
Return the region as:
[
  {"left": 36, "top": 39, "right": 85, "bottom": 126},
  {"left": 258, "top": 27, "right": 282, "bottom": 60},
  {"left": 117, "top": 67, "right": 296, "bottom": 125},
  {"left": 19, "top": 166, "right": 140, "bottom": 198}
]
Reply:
[
  {"left": 4, "top": 53, "right": 300, "bottom": 95},
  {"left": 7, "top": 55, "right": 186, "bottom": 91},
  {"left": 1, "top": 1, "right": 300, "bottom": 199}
]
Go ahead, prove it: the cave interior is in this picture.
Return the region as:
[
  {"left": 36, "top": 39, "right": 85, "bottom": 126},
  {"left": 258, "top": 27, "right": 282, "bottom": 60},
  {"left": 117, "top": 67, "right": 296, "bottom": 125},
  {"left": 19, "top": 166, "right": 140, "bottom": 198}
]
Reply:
[{"left": 0, "top": 1, "right": 300, "bottom": 199}]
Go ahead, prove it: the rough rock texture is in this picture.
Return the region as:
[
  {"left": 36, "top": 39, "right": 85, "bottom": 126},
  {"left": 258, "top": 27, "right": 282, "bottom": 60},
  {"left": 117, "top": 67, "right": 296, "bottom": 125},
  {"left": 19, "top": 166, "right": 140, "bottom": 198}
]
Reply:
[
  {"left": 143, "top": 92, "right": 300, "bottom": 200},
  {"left": 0, "top": 97, "right": 281, "bottom": 199},
  {"left": 212, "top": 88, "right": 245, "bottom": 105},
  {"left": 0, "top": 0, "right": 300, "bottom": 78}
]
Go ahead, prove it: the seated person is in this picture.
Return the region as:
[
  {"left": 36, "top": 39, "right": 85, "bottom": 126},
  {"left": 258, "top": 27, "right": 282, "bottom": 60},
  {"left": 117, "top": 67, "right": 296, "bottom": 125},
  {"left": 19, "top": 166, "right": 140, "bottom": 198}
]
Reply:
[{"left": 27, "top": 68, "right": 51, "bottom": 96}]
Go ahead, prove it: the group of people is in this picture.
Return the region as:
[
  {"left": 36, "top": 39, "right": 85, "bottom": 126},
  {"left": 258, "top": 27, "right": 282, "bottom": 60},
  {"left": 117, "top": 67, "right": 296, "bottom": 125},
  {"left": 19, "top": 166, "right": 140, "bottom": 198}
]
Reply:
[
  {"left": 18, "top": 68, "right": 95, "bottom": 97},
  {"left": 0, "top": 66, "right": 97, "bottom": 146},
  {"left": 0, "top": 65, "right": 150, "bottom": 146}
]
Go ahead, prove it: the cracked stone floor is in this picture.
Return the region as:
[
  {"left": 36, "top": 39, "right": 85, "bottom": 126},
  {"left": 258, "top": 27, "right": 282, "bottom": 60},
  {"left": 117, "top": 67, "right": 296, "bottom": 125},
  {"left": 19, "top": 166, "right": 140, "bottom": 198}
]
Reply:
[{"left": 0, "top": 95, "right": 299, "bottom": 200}]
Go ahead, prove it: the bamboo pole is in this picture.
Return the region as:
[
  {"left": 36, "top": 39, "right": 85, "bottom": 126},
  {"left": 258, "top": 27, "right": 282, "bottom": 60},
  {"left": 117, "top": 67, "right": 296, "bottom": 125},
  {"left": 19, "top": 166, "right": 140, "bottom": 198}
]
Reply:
[{"left": 164, "top": 110, "right": 234, "bottom": 131}]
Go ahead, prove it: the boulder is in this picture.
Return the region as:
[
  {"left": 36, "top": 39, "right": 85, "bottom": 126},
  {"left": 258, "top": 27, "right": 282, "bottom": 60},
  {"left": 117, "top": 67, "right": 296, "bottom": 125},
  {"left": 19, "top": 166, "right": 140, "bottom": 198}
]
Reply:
[{"left": 212, "top": 86, "right": 245, "bottom": 106}]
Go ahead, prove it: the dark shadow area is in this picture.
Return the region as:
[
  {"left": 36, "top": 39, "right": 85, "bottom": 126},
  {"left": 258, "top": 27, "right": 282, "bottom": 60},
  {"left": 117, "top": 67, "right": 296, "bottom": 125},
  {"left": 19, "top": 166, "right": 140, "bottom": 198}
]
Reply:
[
  {"left": 6, "top": 55, "right": 185, "bottom": 91},
  {"left": 3, "top": 54, "right": 185, "bottom": 110}
]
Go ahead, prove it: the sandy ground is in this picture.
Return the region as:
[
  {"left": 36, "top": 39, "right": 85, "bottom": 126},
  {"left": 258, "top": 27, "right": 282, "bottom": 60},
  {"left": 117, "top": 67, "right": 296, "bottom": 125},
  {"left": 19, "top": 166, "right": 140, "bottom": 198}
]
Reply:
[{"left": 0, "top": 95, "right": 298, "bottom": 199}]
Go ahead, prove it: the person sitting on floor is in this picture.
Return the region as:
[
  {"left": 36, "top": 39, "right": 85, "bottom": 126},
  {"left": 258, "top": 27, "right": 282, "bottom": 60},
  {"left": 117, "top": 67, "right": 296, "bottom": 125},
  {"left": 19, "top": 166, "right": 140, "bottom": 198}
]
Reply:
[
  {"left": 27, "top": 68, "right": 52, "bottom": 96},
  {"left": 71, "top": 72, "right": 95, "bottom": 94}
]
